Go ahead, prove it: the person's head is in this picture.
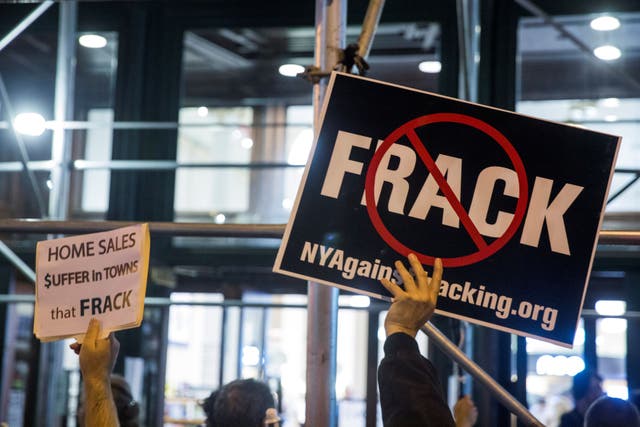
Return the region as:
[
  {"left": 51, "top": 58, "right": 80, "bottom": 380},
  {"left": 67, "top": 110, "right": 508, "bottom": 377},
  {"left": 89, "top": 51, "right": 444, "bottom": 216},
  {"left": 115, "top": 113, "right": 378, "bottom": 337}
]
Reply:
[
  {"left": 77, "top": 374, "right": 140, "bottom": 427},
  {"left": 572, "top": 370, "right": 603, "bottom": 405},
  {"left": 110, "top": 374, "right": 140, "bottom": 427},
  {"left": 584, "top": 395, "right": 640, "bottom": 427},
  {"left": 202, "top": 379, "right": 275, "bottom": 427}
]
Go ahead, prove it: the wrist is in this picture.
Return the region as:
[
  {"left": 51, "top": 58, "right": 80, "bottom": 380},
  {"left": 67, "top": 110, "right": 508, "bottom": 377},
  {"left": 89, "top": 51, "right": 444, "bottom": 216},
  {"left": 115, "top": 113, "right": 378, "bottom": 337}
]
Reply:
[{"left": 385, "top": 324, "right": 418, "bottom": 338}]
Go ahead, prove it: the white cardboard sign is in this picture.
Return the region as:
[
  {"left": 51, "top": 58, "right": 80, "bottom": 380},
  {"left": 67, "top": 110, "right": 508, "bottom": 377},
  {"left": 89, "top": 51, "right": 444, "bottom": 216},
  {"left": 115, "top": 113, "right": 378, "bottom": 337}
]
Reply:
[{"left": 34, "top": 223, "right": 150, "bottom": 341}]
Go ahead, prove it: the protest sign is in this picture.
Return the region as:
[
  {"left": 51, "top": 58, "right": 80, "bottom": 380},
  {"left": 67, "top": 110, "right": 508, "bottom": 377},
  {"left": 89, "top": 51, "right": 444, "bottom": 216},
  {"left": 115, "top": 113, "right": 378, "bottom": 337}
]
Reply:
[
  {"left": 34, "top": 223, "right": 150, "bottom": 341},
  {"left": 274, "top": 72, "right": 621, "bottom": 347}
]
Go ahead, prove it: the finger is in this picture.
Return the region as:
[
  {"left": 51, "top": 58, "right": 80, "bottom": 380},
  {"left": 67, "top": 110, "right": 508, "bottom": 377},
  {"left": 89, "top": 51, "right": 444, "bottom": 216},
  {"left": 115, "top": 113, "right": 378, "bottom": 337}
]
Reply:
[
  {"left": 380, "top": 278, "right": 405, "bottom": 298},
  {"left": 84, "top": 318, "right": 101, "bottom": 348},
  {"left": 428, "top": 258, "right": 443, "bottom": 300},
  {"left": 395, "top": 259, "right": 417, "bottom": 293},
  {"left": 69, "top": 342, "right": 81, "bottom": 355},
  {"left": 407, "top": 253, "right": 428, "bottom": 290}
]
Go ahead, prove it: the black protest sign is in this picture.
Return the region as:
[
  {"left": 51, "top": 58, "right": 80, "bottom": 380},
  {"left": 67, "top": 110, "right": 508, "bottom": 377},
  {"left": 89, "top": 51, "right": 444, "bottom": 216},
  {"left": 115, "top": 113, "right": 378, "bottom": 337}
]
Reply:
[{"left": 274, "top": 72, "right": 620, "bottom": 347}]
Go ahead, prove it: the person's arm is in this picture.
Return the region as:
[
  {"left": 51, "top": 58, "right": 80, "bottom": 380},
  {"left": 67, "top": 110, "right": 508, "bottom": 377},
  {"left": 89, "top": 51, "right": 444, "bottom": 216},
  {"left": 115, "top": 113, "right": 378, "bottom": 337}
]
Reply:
[
  {"left": 71, "top": 318, "right": 120, "bottom": 427},
  {"left": 377, "top": 254, "right": 455, "bottom": 427}
]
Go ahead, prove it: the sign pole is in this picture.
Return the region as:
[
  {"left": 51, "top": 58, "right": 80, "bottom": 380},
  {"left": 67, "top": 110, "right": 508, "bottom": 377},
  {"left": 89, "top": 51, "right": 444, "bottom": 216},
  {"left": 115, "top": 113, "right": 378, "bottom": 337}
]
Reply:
[
  {"left": 421, "top": 323, "right": 544, "bottom": 427},
  {"left": 304, "top": 1, "right": 345, "bottom": 427}
]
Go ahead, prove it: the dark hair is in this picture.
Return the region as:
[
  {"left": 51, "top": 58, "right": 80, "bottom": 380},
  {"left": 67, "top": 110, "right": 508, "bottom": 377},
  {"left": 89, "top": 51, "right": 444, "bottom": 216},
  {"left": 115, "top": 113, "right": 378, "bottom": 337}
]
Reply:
[
  {"left": 572, "top": 370, "right": 601, "bottom": 401},
  {"left": 202, "top": 379, "right": 275, "bottom": 427},
  {"left": 585, "top": 396, "right": 640, "bottom": 427},
  {"left": 110, "top": 374, "right": 140, "bottom": 427}
]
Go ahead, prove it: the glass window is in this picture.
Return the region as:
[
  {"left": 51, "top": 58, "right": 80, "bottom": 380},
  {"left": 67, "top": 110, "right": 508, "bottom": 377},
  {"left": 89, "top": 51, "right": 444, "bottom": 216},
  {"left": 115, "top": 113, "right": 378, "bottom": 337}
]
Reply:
[
  {"left": 174, "top": 106, "right": 253, "bottom": 221},
  {"left": 74, "top": 31, "right": 119, "bottom": 218},
  {"left": 517, "top": 12, "right": 640, "bottom": 213},
  {"left": 596, "top": 317, "right": 627, "bottom": 399},
  {"left": 165, "top": 293, "right": 224, "bottom": 424},
  {"left": 525, "top": 320, "right": 586, "bottom": 427}
]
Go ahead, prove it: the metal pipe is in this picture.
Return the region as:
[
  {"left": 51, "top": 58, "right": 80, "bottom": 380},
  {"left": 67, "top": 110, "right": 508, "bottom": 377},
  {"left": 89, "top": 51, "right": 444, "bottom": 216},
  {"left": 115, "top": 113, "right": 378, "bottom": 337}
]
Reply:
[
  {"left": 304, "top": 1, "right": 343, "bottom": 426},
  {"left": 49, "top": 0, "right": 77, "bottom": 220},
  {"left": 0, "top": 220, "right": 638, "bottom": 244},
  {"left": 356, "top": 0, "right": 385, "bottom": 59},
  {"left": 72, "top": 160, "right": 303, "bottom": 170},
  {"left": 0, "top": 241, "right": 35, "bottom": 283},
  {"left": 0, "top": 219, "right": 285, "bottom": 238},
  {"left": 421, "top": 322, "right": 544, "bottom": 427},
  {"left": 0, "top": 74, "right": 48, "bottom": 217},
  {"left": 0, "top": 1, "right": 55, "bottom": 53}
]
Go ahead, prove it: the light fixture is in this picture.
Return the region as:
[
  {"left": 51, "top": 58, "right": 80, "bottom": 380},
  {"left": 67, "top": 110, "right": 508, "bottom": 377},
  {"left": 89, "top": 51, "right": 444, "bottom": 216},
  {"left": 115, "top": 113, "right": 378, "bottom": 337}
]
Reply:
[
  {"left": 590, "top": 16, "right": 620, "bottom": 31},
  {"left": 418, "top": 60, "right": 442, "bottom": 73},
  {"left": 78, "top": 34, "right": 107, "bottom": 49},
  {"left": 601, "top": 97, "right": 620, "bottom": 108},
  {"left": 214, "top": 213, "right": 226, "bottom": 224},
  {"left": 13, "top": 112, "right": 46, "bottom": 136},
  {"left": 595, "top": 300, "right": 626, "bottom": 315},
  {"left": 279, "top": 64, "right": 304, "bottom": 77},
  {"left": 593, "top": 45, "right": 621, "bottom": 61},
  {"left": 197, "top": 106, "right": 208, "bottom": 117},
  {"left": 604, "top": 114, "right": 618, "bottom": 122},
  {"left": 240, "top": 137, "right": 254, "bottom": 149}
]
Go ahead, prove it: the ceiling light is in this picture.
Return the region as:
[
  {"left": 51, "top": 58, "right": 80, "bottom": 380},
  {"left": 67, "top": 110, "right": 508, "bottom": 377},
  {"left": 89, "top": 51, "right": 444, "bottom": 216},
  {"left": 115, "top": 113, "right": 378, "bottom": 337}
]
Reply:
[
  {"left": 601, "top": 97, "right": 620, "bottom": 108},
  {"left": 595, "top": 300, "right": 625, "bottom": 315},
  {"left": 418, "top": 60, "right": 442, "bottom": 73},
  {"left": 590, "top": 16, "right": 620, "bottom": 31},
  {"left": 240, "top": 137, "right": 254, "bottom": 149},
  {"left": 593, "top": 45, "right": 621, "bottom": 61},
  {"left": 279, "top": 64, "right": 304, "bottom": 77},
  {"left": 214, "top": 213, "right": 226, "bottom": 224},
  {"left": 78, "top": 34, "right": 107, "bottom": 49},
  {"left": 13, "top": 112, "right": 46, "bottom": 136},
  {"left": 604, "top": 114, "right": 618, "bottom": 122},
  {"left": 197, "top": 106, "right": 208, "bottom": 117}
]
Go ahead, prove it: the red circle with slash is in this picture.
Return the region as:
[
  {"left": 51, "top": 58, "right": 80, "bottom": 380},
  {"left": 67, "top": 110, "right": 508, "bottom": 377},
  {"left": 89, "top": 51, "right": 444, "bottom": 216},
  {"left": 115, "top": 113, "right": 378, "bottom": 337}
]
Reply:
[{"left": 364, "top": 113, "right": 529, "bottom": 267}]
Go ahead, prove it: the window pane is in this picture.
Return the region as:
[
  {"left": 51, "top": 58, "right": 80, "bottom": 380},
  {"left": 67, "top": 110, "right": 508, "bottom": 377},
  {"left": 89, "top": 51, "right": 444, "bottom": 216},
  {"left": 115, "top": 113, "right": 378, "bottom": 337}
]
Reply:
[{"left": 517, "top": 12, "right": 640, "bottom": 213}]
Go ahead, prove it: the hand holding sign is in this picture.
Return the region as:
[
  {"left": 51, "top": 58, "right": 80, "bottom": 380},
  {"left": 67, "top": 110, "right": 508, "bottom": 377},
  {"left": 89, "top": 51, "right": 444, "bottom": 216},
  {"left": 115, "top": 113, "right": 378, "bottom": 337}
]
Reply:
[{"left": 381, "top": 254, "right": 443, "bottom": 338}]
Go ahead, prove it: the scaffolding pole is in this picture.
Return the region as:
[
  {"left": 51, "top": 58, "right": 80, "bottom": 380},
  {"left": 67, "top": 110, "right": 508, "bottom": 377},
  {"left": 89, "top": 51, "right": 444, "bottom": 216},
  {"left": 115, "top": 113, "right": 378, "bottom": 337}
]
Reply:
[
  {"left": 304, "top": 1, "right": 345, "bottom": 426},
  {"left": 0, "top": 219, "right": 638, "bottom": 244}
]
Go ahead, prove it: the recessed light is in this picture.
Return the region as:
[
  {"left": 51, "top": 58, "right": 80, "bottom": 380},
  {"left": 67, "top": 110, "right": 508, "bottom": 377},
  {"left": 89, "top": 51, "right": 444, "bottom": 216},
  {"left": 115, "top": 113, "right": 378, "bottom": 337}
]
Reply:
[
  {"left": 13, "top": 112, "right": 46, "bottom": 136},
  {"left": 279, "top": 64, "right": 304, "bottom": 77},
  {"left": 197, "top": 106, "right": 208, "bottom": 117},
  {"left": 418, "top": 60, "right": 442, "bottom": 73},
  {"left": 601, "top": 97, "right": 620, "bottom": 108},
  {"left": 590, "top": 16, "right": 620, "bottom": 31},
  {"left": 78, "top": 34, "right": 107, "bottom": 48},
  {"left": 593, "top": 45, "right": 621, "bottom": 61}
]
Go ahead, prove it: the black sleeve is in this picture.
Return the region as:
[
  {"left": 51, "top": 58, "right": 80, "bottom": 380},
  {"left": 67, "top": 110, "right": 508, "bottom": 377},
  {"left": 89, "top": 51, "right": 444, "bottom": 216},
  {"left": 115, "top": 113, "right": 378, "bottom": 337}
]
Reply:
[{"left": 378, "top": 333, "right": 456, "bottom": 427}]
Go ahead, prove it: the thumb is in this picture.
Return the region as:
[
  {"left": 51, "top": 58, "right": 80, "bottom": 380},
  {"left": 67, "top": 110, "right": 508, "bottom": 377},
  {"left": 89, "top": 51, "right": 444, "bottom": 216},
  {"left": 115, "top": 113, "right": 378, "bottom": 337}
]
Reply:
[{"left": 84, "top": 318, "right": 101, "bottom": 348}]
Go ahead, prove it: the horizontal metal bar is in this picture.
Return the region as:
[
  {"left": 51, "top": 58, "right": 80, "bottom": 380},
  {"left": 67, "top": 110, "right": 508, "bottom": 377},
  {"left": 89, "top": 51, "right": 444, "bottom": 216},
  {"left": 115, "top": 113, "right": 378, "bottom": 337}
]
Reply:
[
  {"left": 0, "top": 295, "right": 385, "bottom": 311},
  {"left": 0, "top": 219, "right": 286, "bottom": 238},
  {"left": 0, "top": 120, "right": 312, "bottom": 130},
  {"left": 0, "top": 160, "right": 304, "bottom": 172},
  {"left": 597, "top": 230, "right": 640, "bottom": 245},
  {"left": 73, "top": 160, "right": 304, "bottom": 170},
  {"left": 0, "top": 160, "right": 55, "bottom": 172},
  {"left": 0, "top": 220, "right": 638, "bottom": 245}
]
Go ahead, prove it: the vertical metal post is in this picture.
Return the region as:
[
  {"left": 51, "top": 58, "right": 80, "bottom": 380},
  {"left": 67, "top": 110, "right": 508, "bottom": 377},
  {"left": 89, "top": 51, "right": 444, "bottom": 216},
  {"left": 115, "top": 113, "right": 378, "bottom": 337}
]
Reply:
[
  {"left": 305, "top": 1, "right": 345, "bottom": 426},
  {"left": 36, "top": 3, "right": 77, "bottom": 426},
  {"left": 49, "top": 1, "right": 77, "bottom": 219}
]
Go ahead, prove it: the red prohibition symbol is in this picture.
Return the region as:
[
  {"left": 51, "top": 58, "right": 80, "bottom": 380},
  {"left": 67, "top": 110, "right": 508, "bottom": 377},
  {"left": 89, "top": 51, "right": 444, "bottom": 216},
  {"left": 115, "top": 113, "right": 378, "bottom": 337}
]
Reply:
[{"left": 364, "top": 113, "right": 529, "bottom": 267}]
